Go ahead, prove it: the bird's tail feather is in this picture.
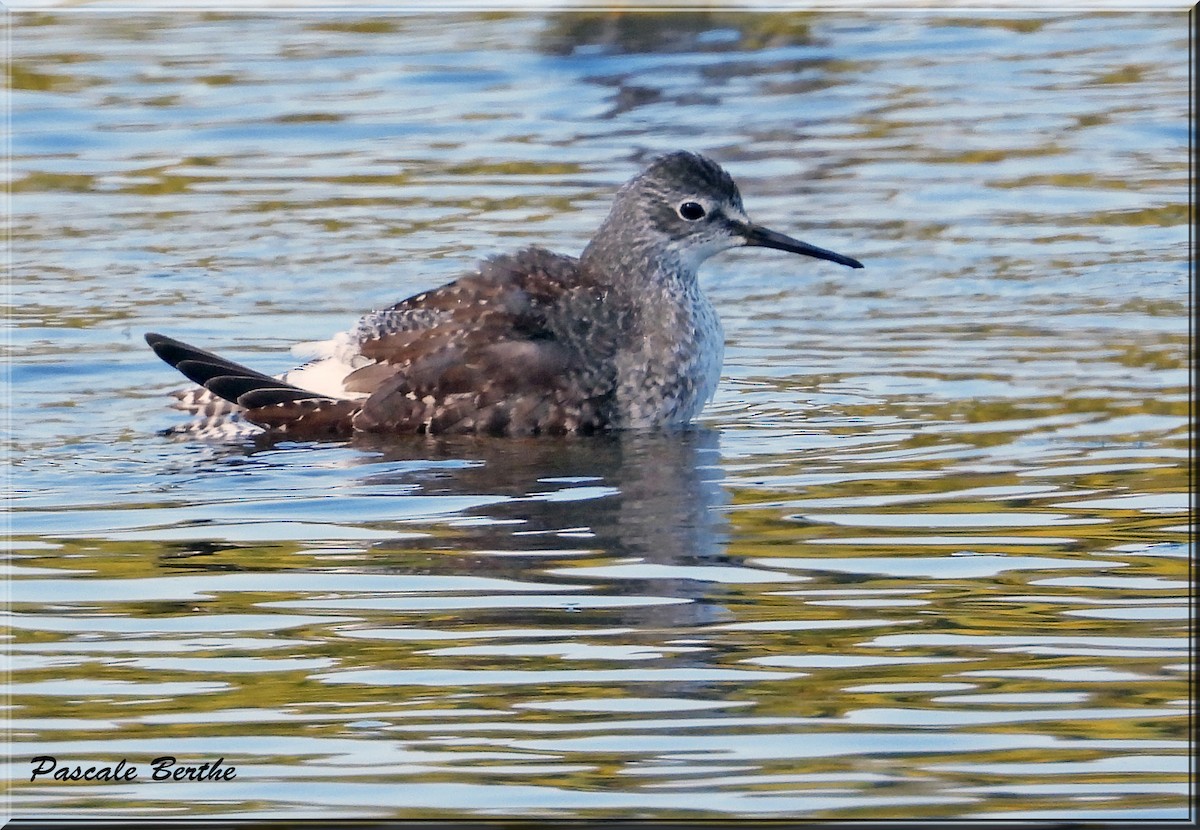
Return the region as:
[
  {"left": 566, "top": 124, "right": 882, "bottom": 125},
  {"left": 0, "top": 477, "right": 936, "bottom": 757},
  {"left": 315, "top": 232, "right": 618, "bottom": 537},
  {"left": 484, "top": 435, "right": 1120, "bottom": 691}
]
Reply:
[
  {"left": 146, "top": 333, "right": 317, "bottom": 406},
  {"left": 145, "top": 332, "right": 358, "bottom": 436}
]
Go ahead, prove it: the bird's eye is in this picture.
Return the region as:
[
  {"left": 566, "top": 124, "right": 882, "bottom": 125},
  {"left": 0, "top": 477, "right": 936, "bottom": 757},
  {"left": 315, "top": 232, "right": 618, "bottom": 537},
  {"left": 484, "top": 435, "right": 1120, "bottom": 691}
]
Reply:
[{"left": 678, "top": 201, "right": 706, "bottom": 221}]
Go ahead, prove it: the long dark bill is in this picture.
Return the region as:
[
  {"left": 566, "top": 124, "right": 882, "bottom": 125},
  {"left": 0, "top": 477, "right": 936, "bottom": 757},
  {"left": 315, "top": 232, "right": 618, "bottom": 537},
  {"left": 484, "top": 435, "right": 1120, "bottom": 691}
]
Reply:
[{"left": 741, "top": 223, "right": 864, "bottom": 269}]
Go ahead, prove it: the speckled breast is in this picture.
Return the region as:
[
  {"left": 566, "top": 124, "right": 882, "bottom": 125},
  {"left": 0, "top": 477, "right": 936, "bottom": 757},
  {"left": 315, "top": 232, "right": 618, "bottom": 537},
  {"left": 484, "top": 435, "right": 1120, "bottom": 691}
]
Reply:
[{"left": 613, "top": 281, "right": 725, "bottom": 428}]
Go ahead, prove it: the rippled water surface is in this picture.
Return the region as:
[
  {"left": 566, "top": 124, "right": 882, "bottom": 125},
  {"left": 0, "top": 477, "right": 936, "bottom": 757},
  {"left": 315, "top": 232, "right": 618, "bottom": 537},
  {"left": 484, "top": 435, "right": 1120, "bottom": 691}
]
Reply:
[{"left": 8, "top": 9, "right": 1193, "bottom": 822}]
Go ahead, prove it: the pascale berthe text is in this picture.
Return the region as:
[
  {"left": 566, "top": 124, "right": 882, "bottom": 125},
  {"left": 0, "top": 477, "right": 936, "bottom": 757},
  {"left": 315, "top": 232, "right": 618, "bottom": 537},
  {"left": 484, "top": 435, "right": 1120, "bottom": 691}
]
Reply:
[{"left": 30, "top": 755, "right": 236, "bottom": 783}]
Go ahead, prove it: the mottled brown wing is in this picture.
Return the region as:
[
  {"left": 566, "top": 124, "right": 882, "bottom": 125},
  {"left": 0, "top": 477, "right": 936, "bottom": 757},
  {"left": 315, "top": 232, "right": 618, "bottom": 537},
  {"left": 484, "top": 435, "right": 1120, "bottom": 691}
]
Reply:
[{"left": 348, "top": 248, "right": 618, "bottom": 436}]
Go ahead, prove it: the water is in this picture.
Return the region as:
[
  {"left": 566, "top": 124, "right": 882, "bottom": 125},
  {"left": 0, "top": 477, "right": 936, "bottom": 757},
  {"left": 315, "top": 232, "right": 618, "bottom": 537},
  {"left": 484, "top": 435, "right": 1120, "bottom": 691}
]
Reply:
[{"left": 8, "top": 9, "right": 1192, "bottom": 821}]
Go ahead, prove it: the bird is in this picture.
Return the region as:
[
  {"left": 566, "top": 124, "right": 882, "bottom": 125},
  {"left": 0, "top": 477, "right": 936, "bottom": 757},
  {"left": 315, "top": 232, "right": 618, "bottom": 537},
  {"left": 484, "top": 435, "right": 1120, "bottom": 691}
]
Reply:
[{"left": 146, "top": 151, "right": 863, "bottom": 439}]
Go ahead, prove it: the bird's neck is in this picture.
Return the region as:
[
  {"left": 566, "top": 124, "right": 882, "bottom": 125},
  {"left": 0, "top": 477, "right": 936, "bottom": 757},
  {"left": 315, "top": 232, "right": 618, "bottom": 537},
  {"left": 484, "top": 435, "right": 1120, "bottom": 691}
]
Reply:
[{"left": 580, "top": 218, "right": 698, "bottom": 295}]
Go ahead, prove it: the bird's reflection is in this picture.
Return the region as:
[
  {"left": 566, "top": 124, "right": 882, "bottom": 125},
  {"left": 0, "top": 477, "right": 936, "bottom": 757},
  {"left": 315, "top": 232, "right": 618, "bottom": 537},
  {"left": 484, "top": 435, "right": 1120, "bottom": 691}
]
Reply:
[
  {"left": 351, "top": 428, "right": 727, "bottom": 561},
  {"left": 352, "top": 424, "right": 729, "bottom": 554},
  {"left": 349, "top": 427, "right": 735, "bottom": 630},
  {"left": 164, "top": 427, "right": 737, "bottom": 634}
]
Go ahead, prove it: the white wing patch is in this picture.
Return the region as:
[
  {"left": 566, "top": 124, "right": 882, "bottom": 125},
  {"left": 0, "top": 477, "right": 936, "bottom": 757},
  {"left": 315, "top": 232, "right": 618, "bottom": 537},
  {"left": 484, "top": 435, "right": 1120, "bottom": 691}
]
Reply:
[{"left": 284, "top": 331, "right": 375, "bottom": 400}]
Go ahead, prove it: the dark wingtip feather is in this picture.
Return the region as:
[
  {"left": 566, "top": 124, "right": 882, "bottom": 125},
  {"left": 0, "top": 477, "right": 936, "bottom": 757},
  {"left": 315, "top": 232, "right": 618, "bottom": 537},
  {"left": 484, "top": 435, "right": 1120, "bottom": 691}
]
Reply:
[
  {"left": 145, "top": 333, "right": 250, "bottom": 376},
  {"left": 185, "top": 370, "right": 289, "bottom": 404}
]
